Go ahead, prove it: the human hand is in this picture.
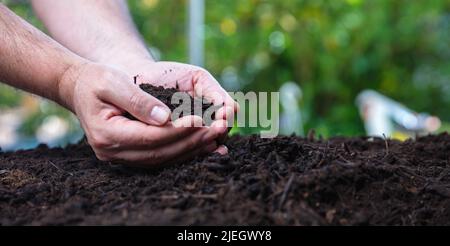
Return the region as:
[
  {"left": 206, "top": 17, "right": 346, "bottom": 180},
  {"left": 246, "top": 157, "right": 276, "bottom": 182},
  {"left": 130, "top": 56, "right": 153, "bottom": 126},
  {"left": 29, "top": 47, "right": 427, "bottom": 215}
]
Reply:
[
  {"left": 114, "top": 60, "right": 239, "bottom": 142},
  {"left": 58, "top": 62, "right": 228, "bottom": 167}
]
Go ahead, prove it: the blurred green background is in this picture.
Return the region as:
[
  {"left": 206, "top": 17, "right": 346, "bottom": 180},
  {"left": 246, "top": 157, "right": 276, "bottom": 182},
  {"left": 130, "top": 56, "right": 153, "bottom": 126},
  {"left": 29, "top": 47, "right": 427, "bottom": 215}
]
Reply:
[{"left": 1, "top": 0, "right": 449, "bottom": 150}]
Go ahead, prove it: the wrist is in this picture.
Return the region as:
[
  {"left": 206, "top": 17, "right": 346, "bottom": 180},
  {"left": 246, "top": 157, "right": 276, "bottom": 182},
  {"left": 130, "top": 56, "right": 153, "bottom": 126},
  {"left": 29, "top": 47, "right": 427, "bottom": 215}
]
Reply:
[
  {"left": 94, "top": 44, "right": 155, "bottom": 75},
  {"left": 109, "top": 55, "right": 156, "bottom": 77},
  {"left": 56, "top": 59, "right": 90, "bottom": 112}
]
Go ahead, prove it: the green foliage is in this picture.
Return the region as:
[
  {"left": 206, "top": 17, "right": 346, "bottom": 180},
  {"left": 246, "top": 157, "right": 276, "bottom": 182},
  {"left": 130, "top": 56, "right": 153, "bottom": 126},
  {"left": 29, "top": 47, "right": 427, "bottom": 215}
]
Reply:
[
  {"left": 18, "top": 101, "right": 74, "bottom": 137},
  {"left": 0, "top": 84, "right": 22, "bottom": 108},
  {"left": 128, "top": 0, "right": 450, "bottom": 137},
  {"left": 1, "top": 0, "right": 449, "bottom": 138}
]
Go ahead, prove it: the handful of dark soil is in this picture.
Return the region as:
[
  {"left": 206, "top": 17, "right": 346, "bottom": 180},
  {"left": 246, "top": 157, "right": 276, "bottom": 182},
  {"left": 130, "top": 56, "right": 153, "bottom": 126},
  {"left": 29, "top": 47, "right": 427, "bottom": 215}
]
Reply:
[{"left": 136, "top": 84, "right": 219, "bottom": 124}]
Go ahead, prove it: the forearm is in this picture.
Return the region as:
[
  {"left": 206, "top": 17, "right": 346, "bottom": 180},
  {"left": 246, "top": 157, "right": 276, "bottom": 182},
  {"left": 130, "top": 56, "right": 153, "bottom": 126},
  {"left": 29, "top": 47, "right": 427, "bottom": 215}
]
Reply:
[
  {"left": 31, "top": 0, "right": 153, "bottom": 72},
  {"left": 0, "top": 4, "right": 85, "bottom": 110}
]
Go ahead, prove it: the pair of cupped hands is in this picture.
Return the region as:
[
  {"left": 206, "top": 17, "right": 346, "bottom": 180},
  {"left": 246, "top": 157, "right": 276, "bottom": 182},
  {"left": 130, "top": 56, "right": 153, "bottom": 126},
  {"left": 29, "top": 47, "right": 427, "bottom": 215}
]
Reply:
[{"left": 60, "top": 60, "right": 238, "bottom": 167}]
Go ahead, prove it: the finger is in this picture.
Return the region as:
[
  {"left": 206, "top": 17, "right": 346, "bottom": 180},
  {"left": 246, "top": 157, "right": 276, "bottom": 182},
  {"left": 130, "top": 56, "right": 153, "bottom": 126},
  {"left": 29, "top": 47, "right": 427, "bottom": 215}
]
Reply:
[
  {"left": 216, "top": 105, "right": 235, "bottom": 124},
  {"left": 210, "top": 119, "right": 229, "bottom": 144},
  {"left": 191, "top": 70, "right": 238, "bottom": 111},
  {"left": 120, "top": 141, "right": 218, "bottom": 168},
  {"left": 172, "top": 114, "right": 205, "bottom": 128},
  {"left": 210, "top": 119, "right": 229, "bottom": 135},
  {"left": 168, "top": 141, "right": 218, "bottom": 165},
  {"left": 99, "top": 74, "right": 171, "bottom": 126},
  {"left": 111, "top": 127, "right": 224, "bottom": 167},
  {"left": 214, "top": 145, "right": 229, "bottom": 155},
  {"left": 206, "top": 142, "right": 220, "bottom": 153},
  {"left": 104, "top": 115, "right": 204, "bottom": 150}
]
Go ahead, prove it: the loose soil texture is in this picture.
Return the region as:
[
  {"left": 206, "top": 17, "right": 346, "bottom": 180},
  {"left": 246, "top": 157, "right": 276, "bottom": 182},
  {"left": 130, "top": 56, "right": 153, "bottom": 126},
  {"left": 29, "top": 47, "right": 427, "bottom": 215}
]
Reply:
[{"left": 0, "top": 85, "right": 449, "bottom": 225}]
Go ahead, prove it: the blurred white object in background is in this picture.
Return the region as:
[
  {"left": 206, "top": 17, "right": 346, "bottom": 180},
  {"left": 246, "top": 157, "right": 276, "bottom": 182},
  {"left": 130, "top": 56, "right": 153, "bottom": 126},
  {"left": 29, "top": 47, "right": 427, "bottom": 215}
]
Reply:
[
  {"left": 280, "top": 82, "right": 304, "bottom": 136},
  {"left": 356, "top": 90, "right": 441, "bottom": 139},
  {"left": 0, "top": 109, "right": 22, "bottom": 149},
  {"left": 188, "top": 0, "right": 204, "bottom": 67},
  {"left": 36, "top": 115, "right": 69, "bottom": 145},
  {"left": 0, "top": 94, "right": 83, "bottom": 151}
]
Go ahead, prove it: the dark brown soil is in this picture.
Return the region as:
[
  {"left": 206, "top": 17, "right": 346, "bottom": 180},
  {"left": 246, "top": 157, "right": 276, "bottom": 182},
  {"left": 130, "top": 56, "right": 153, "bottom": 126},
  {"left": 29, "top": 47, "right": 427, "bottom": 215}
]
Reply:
[
  {"left": 130, "top": 84, "right": 217, "bottom": 122},
  {"left": 0, "top": 133, "right": 449, "bottom": 225},
  {"left": 0, "top": 85, "right": 449, "bottom": 225}
]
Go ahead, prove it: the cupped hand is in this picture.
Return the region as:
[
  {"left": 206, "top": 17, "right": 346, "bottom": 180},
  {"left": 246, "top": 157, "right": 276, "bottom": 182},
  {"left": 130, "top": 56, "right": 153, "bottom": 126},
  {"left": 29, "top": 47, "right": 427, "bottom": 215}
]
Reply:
[
  {"left": 58, "top": 62, "right": 228, "bottom": 167},
  {"left": 116, "top": 60, "right": 239, "bottom": 142}
]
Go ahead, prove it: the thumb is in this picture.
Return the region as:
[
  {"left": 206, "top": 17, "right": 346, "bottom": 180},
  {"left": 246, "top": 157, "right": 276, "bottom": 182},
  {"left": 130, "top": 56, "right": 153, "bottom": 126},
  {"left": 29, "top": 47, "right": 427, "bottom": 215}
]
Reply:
[{"left": 101, "top": 81, "right": 171, "bottom": 126}]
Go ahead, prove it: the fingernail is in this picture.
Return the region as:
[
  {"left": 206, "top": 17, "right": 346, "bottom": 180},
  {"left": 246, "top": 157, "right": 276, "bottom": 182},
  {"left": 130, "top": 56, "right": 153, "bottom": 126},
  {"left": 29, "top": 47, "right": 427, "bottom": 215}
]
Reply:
[
  {"left": 150, "top": 106, "right": 170, "bottom": 124},
  {"left": 215, "top": 145, "right": 228, "bottom": 155}
]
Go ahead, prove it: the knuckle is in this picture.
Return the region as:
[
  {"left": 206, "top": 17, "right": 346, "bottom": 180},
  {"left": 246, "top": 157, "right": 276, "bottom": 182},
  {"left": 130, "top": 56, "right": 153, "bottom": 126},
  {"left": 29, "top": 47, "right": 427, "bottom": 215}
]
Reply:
[
  {"left": 188, "top": 137, "right": 200, "bottom": 149},
  {"left": 191, "top": 67, "right": 209, "bottom": 80},
  {"left": 129, "top": 92, "right": 145, "bottom": 114},
  {"left": 93, "top": 78, "right": 109, "bottom": 96},
  {"left": 138, "top": 134, "right": 155, "bottom": 147},
  {"left": 94, "top": 151, "right": 111, "bottom": 162},
  {"left": 147, "top": 151, "right": 163, "bottom": 163},
  {"left": 89, "top": 132, "right": 110, "bottom": 150},
  {"left": 196, "top": 68, "right": 210, "bottom": 78},
  {"left": 93, "top": 70, "right": 120, "bottom": 95},
  {"left": 98, "top": 69, "right": 116, "bottom": 82}
]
